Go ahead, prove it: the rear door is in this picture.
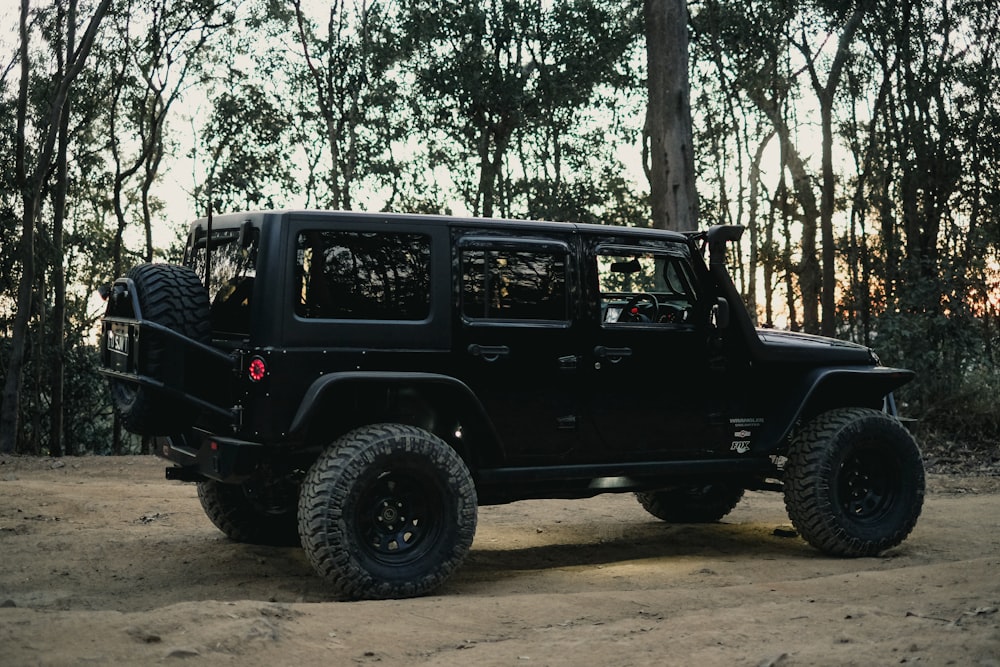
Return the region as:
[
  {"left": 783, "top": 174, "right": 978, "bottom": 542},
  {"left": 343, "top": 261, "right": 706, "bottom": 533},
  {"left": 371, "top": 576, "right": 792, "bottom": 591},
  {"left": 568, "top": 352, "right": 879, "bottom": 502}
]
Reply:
[{"left": 451, "top": 230, "right": 601, "bottom": 463}]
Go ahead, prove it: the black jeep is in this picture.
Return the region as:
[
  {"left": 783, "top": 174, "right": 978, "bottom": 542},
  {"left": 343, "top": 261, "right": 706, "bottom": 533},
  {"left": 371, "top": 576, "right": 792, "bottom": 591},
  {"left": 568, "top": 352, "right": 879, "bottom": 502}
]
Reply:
[{"left": 99, "top": 210, "right": 924, "bottom": 599}]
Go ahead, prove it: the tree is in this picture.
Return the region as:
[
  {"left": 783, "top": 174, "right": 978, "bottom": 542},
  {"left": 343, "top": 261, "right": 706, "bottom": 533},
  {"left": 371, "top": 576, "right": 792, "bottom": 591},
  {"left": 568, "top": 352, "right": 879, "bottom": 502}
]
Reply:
[
  {"left": 402, "top": 0, "right": 636, "bottom": 219},
  {"left": 515, "top": 0, "right": 641, "bottom": 223},
  {"left": 691, "top": 0, "right": 821, "bottom": 331},
  {"left": 0, "top": 0, "right": 111, "bottom": 455},
  {"left": 793, "top": 0, "right": 869, "bottom": 336},
  {"left": 48, "top": 0, "right": 78, "bottom": 457},
  {"left": 643, "top": 0, "right": 697, "bottom": 232},
  {"left": 101, "top": 0, "right": 232, "bottom": 277},
  {"left": 287, "top": 0, "right": 403, "bottom": 211},
  {"left": 195, "top": 82, "right": 298, "bottom": 211}
]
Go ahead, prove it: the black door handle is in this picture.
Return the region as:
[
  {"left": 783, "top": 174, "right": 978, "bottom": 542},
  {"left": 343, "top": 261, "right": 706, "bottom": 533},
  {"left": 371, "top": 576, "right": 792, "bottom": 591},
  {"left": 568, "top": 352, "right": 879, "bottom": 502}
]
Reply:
[
  {"left": 558, "top": 354, "right": 580, "bottom": 370},
  {"left": 593, "top": 345, "right": 632, "bottom": 363},
  {"left": 467, "top": 344, "right": 511, "bottom": 362}
]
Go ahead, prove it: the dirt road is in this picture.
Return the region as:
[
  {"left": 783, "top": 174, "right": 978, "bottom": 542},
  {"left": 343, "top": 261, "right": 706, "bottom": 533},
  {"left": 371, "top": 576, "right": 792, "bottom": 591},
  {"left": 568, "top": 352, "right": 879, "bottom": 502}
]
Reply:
[{"left": 0, "top": 455, "right": 998, "bottom": 666}]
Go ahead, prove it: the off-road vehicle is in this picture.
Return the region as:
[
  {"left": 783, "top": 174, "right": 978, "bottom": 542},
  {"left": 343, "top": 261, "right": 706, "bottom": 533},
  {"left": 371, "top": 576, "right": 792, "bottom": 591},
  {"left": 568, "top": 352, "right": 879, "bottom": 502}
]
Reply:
[{"left": 99, "top": 210, "right": 924, "bottom": 599}]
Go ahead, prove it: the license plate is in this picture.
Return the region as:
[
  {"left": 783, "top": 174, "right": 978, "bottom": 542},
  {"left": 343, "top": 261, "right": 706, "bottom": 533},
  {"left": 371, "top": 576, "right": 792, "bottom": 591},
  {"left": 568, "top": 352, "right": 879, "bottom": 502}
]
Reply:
[{"left": 106, "top": 326, "right": 129, "bottom": 356}]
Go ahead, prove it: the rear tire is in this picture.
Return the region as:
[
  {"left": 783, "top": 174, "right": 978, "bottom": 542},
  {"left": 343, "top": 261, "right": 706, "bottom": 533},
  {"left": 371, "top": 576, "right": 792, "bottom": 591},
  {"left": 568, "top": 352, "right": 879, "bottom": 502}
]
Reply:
[
  {"left": 783, "top": 408, "right": 924, "bottom": 557},
  {"left": 108, "top": 263, "right": 210, "bottom": 435},
  {"left": 636, "top": 484, "right": 745, "bottom": 523},
  {"left": 198, "top": 478, "right": 301, "bottom": 547},
  {"left": 298, "top": 423, "right": 477, "bottom": 600}
]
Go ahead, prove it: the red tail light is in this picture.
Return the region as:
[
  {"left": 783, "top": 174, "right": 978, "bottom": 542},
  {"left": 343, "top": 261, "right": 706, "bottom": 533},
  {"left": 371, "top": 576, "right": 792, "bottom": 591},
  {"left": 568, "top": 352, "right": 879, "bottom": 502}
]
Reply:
[{"left": 247, "top": 356, "right": 267, "bottom": 382}]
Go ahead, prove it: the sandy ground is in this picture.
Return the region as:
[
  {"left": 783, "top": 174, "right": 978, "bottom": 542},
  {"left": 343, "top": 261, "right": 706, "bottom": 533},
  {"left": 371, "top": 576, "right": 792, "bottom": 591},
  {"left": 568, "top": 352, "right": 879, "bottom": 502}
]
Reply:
[{"left": 0, "top": 455, "right": 998, "bottom": 667}]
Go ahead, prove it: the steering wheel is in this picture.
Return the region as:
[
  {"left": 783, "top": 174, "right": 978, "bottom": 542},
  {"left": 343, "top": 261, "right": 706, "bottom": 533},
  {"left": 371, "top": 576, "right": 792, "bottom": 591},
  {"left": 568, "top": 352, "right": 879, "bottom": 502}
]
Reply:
[{"left": 621, "top": 293, "right": 659, "bottom": 322}]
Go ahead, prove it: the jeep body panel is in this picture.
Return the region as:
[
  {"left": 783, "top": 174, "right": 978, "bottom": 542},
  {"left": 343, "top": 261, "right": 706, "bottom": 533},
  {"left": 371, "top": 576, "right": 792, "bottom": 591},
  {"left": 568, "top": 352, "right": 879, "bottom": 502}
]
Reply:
[
  {"left": 98, "top": 209, "right": 924, "bottom": 598},
  {"left": 101, "top": 209, "right": 913, "bottom": 496}
]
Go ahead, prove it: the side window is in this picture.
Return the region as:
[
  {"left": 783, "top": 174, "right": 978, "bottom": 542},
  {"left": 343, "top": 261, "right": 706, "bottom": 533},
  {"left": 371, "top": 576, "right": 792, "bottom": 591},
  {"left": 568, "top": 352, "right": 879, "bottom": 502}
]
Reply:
[
  {"left": 597, "top": 250, "right": 697, "bottom": 325},
  {"left": 460, "top": 247, "right": 568, "bottom": 321},
  {"left": 296, "top": 231, "right": 431, "bottom": 320}
]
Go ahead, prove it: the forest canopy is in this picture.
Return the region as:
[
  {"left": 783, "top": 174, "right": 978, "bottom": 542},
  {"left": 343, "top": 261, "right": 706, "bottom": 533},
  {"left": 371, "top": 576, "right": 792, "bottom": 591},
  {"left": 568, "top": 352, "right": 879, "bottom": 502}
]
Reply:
[{"left": 1, "top": 0, "right": 998, "bottom": 456}]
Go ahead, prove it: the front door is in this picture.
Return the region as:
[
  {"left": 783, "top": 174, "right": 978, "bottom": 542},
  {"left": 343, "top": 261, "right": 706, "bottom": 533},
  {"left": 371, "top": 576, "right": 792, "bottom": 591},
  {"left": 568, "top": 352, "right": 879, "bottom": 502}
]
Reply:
[{"left": 578, "top": 234, "right": 719, "bottom": 458}]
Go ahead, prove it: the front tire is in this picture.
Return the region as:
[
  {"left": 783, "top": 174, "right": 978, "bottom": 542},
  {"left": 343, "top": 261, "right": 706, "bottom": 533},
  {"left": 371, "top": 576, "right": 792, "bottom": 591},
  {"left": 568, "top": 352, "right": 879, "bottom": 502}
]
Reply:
[
  {"left": 783, "top": 407, "right": 925, "bottom": 557},
  {"left": 298, "top": 423, "right": 477, "bottom": 600},
  {"left": 636, "top": 484, "right": 745, "bottom": 523}
]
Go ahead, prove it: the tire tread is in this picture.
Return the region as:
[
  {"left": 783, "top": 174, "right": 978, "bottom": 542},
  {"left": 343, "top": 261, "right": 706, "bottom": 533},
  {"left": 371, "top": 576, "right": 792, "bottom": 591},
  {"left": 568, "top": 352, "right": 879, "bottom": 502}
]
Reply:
[
  {"left": 298, "top": 423, "right": 477, "bottom": 600},
  {"left": 783, "top": 407, "right": 924, "bottom": 557},
  {"left": 110, "top": 263, "right": 210, "bottom": 434}
]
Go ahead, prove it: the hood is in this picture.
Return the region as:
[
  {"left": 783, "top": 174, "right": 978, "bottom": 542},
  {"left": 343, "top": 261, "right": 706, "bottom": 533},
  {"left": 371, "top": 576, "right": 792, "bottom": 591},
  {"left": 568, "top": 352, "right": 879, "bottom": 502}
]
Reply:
[{"left": 755, "top": 329, "right": 876, "bottom": 365}]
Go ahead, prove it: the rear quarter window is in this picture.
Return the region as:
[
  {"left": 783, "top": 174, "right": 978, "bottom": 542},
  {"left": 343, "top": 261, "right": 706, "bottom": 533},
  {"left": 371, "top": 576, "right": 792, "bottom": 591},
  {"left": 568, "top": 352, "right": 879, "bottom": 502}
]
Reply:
[{"left": 296, "top": 231, "right": 432, "bottom": 321}]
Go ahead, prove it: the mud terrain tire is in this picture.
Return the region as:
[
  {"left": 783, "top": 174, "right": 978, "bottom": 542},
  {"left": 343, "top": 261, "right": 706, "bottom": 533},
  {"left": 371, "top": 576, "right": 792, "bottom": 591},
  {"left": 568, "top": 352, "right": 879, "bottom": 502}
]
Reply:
[
  {"left": 298, "top": 423, "right": 477, "bottom": 600},
  {"left": 636, "top": 484, "right": 745, "bottom": 523},
  {"left": 108, "top": 263, "right": 210, "bottom": 435},
  {"left": 783, "top": 407, "right": 924, "bottom": 557},
  {"left": 198, "top": 478, "right": 301, "bottom": 546}
]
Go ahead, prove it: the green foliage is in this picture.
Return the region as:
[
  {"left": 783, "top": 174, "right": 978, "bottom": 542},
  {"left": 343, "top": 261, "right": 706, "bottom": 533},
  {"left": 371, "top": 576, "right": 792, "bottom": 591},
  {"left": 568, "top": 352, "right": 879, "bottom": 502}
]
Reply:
[
  {"left": 275, "top": 0, "right": 409, "bottom": 210},
  {"left": 873, "top": 248, "right": 1000, "bottom": 442},
  {"left": 401, "top": 0, "right": 640, "bottom": 218},
  {"left": 0, "top": 287, "right": 122, "bottom": 456},
  {"left": 877, "top": 300, "right": 1000, "bottom": 448},
  {"left": 196, "top": 83, "right": 298, "bottom": 212},
  {"left": 0, "top": 85, "right": 18, "bottom": 314}
]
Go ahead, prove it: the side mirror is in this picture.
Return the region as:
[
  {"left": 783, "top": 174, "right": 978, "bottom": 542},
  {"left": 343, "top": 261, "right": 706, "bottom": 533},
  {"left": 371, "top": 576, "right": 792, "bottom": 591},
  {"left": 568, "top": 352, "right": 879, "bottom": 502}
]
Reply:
[{"left": 713, "top": 297, "right": 730, "bottom": 329}]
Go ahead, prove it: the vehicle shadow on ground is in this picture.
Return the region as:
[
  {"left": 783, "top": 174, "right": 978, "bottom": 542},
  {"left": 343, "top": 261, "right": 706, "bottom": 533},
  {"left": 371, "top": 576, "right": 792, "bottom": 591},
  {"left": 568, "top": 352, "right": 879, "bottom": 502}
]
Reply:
[
  {"left": 461, "top": 519, "right": 810, "bottom": 577},
  {"left": 159, "top": 520, "right": 810, "bottom": 603},
  {"left": 58, "top": 518, "right": 855, "bottom": 608}
]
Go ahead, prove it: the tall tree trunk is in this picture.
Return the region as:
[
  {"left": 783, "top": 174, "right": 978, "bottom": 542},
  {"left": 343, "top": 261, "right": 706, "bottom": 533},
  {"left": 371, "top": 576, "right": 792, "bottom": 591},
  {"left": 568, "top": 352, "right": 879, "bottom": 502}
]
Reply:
[
  {"left": 643, "top": 0, "right": 697, "bottom": 232},
  {"left": 141, "top": 136, "right": 164, "bottom": 262},
  {"left": 818, "top": 98, "right": 838, "bottom": 337},
  {"left": 31, "top": 271, "right": 46, "bottom": 455},
  {"left": 747, "top": 131, "right": 775, "bottom": 326},
  {"left": 1, "top": 0, "right": 36, "bottom": 455},
  {"left": 49, "top": 0, "right": 78, "bottom": 458},
  {"left": 475, "top": 115, "right": 514, "bottom": 219},
  {"left": 847, "top": 62, "right": 893, "bottom": 346},
  {"left": 477, "top": 122, "right": 496, "bottom": 218},
  {"left": 782, "top": 209, "right": 799, "bottom": 331},
  {"left": 746, "top": 86, "right": 821, "bottom": 333},
  {"left": 798, "top": 5, "right": 868, "bottom": 336},
  {"left": 292, "top": 0, "right": 346, "bottom": 210},
  {"left": 0, "top": 0, "right": 112, "bottom": 454},
  {"left": 763, "top": 201, "right": 776, "bottom": 328}
]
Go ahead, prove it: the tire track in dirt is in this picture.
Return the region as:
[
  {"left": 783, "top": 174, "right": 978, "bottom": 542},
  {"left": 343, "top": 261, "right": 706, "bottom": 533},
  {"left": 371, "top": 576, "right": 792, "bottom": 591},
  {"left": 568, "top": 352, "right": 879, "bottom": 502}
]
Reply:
[{"left": 0, "top": 456, "right": 997, "bottom": 666}]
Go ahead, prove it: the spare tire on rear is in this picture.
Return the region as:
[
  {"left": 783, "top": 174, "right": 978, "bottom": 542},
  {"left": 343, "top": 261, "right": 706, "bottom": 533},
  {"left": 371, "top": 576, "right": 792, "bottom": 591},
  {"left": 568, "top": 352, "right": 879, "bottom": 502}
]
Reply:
[{"left": 108, "top": 263, "right": 210, "bottom": 435}]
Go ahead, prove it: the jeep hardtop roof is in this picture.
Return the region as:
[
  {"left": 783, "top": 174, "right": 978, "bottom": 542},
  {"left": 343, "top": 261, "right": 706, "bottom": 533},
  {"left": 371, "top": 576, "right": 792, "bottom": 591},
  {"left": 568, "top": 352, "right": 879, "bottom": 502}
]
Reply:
[{"left": 189, "top": 208, "right": 694, "bottom": 244}]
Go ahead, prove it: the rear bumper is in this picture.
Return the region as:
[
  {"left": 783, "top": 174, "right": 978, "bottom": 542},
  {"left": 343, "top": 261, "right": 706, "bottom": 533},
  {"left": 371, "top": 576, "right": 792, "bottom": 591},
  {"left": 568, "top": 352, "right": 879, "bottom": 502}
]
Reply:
[{"left": 156, "top": 430, "right": 267, "bottom": 483}]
